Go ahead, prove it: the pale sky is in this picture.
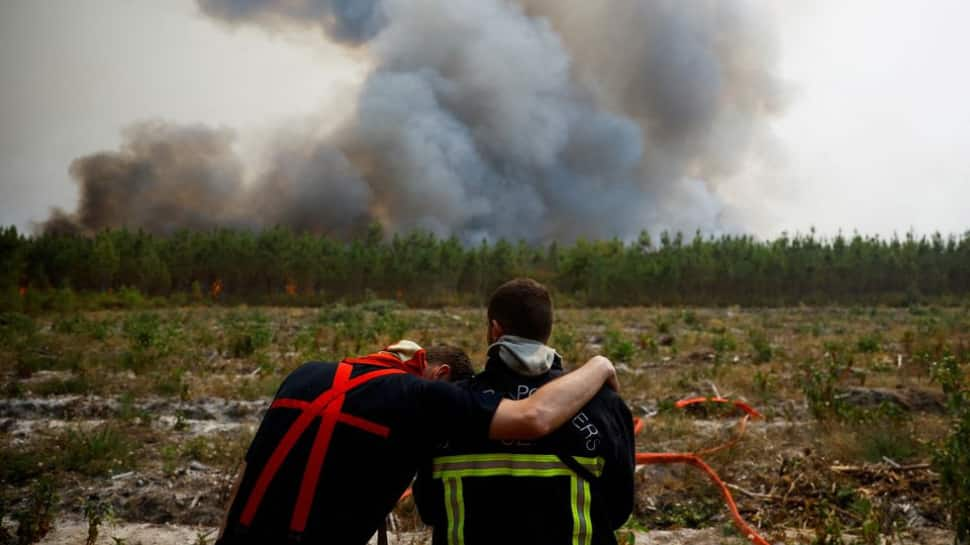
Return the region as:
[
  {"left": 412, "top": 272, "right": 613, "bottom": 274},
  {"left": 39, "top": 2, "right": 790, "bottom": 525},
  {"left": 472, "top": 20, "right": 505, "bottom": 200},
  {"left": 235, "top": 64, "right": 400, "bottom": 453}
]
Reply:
[{"left": 1, "top": 0, "right": 968, "bottom": 238}]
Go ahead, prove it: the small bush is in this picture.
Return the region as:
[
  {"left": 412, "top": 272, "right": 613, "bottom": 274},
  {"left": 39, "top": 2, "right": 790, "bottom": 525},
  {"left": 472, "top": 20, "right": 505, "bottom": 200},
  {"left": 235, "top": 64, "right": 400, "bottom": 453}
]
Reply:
[
  {"left": 749, "top": 329, "right": 773, "bottom": 363},
  {"left": 0, "top": 312, "right": 36, "bottom": 342},
  {"left": 812, "top": 500, "right": 846, "bottom": 545},
  {"left": 83, "top": 497, "right": 113, "bottom": 545},
  {"left": 59, "top": 425, "right": 137, "bottom": 477},
  {"left": 11, "top": 476, "right": 59, "bottom": 545},
  {"left": 0, "top": 444, "right": 43, "bottom": 486},
  {"left": 372, "top": 311, "right": 409, "bottom": 344},
  {"left": 49, "top": 286, "right": 78, "bottom": 313},
  {"left": 682, "top": 310, "right": 699, "bottom": 327},
  {"left": 638, "top": 334, "right": 658, "bottom": 355},
  {"left": 117, "top": 286, "right": 147, "bottom": 308},
  {"left": 604, "top": 328, "right": 635, "bottom": 363},
  {"left": 122, "top": 312, "right": 162, "bottom": 349},
  {"left": 802, "top": 357, "right": 845, "bottom": 419},
  {"left": 851, "top": 405, "right": 920, "bottom": 462},
  {"left": 855, "top": 333, "right": 881, "bottom": 353},
  {"left": 225, "top": 311, "right": 273, "bottom": 358},
  {"left": 752, "top": 370, "right": 773, "bottom": 401},
  {"left": 712, "top": 333, "right": 737, "bottom": 354},
  {"left": 153, "top": 368, "right": 188, "bottom": 399},
  {"left": 53, "top": 314, "right": 89, "bottom": 335},
  {"left": 931, "top": 355, "right": 970, "bottom": 543},
  {"left": 552, "top": 326, "right": 581, "bottom": 365}
]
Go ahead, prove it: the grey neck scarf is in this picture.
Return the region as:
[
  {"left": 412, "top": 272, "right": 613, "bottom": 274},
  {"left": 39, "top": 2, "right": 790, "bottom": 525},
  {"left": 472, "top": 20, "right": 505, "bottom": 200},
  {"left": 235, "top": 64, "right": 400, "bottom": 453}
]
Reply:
[{"left": 488, "top": 335, "right": 560, "bottom": 377}]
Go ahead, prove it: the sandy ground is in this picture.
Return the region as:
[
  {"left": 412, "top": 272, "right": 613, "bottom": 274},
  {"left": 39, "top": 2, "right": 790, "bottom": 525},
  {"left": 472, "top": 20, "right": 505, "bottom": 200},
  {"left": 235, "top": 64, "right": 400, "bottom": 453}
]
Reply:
[{"left": 31, "top": 519, "right": 955, "bottom": 545}]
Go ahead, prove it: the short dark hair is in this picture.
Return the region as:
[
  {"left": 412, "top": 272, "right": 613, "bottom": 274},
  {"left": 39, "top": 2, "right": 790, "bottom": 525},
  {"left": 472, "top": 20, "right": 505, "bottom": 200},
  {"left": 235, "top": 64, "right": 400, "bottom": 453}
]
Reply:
[
  {"left": 425, "top": 345, "right": 475, "bottom": 382},
  {"left": 487, "top": 278, "right": 553, "bottom": 342}
]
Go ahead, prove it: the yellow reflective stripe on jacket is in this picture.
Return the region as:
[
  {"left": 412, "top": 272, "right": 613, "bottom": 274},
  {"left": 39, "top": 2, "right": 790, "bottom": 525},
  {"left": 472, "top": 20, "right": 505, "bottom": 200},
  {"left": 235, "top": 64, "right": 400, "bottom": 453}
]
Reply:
[
  {"left": 442, "top": 477, "right": 465, "bottom": 545},
  {"left": 431, "top": 453, "right": 604, "bottom": 545},
  {"left": 431, "top": 453, "right": 603, "bottom": 477}
]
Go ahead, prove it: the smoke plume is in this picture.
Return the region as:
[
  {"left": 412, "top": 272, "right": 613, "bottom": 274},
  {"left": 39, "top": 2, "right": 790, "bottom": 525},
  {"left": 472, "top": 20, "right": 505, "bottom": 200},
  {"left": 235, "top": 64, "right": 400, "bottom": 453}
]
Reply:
[{"left": 47, "top": 0, "right": 787, "bottom": 242}]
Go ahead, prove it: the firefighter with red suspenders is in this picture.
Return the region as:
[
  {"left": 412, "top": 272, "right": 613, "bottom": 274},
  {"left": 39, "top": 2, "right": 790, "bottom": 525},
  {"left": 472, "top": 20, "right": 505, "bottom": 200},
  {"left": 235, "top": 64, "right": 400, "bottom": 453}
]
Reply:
[{"left": 217, "top": 341, "right": 618, "bottom": 545}]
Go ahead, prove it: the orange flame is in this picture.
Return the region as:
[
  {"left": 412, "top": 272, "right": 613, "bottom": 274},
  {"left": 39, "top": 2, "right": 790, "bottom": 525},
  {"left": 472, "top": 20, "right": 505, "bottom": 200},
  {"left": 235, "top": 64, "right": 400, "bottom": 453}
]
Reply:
[
  {"left": 211, "top": 279, "right": 223, "bottom": 298},
  {"left": 286, "top": 280, "right": 297, "bottom": 296}
]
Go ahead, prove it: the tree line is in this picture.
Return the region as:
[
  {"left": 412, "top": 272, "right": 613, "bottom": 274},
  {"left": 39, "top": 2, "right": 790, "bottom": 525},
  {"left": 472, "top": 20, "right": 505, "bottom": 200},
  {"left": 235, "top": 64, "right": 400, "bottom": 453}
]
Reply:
[{"left": 2, "top": 225, "right": 969, "bottom": 309}]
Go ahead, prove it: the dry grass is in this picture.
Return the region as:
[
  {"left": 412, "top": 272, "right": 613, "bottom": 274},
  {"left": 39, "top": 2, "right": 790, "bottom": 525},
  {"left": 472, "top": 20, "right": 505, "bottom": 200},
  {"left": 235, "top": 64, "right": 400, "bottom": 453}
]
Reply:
[{"left": 1, "top": 303, "right": 968, "bottom": 542}]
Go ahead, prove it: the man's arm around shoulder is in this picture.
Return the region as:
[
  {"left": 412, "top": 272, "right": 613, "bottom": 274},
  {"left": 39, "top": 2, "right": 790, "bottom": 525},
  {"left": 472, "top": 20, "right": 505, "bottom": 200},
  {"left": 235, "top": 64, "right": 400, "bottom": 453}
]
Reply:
[{"left": 489, "top": 355, "right": 618, "bottom": 440}]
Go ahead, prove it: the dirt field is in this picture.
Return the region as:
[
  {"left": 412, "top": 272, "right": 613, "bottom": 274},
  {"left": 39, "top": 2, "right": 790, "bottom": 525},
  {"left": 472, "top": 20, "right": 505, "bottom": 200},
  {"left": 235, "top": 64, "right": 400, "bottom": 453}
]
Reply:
[{"left": 3, "top": 304, "right": 967, "bottom": 544}]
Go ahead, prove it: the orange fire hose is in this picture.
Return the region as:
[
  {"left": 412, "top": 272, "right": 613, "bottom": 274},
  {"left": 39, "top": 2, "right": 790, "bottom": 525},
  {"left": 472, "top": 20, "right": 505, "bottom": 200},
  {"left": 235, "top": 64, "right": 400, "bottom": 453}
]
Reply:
[
  {"left": 675, "top": 397, "right": 762, "bottom": 418},
  {"left": 634, "top": 397, "right": 771, "bottom": 545}
]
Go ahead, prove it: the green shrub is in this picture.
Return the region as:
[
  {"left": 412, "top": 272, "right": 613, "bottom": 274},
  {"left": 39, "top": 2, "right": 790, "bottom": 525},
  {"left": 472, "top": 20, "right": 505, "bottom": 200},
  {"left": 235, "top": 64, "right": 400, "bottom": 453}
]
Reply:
[
  {"left": 0, "top": 312, "right": 36, "bottom": 342},
  {"left": 712, "top": 333, "right": 737, "bottom": 354},
  {"left": 153, "top": 368, "right": 188, "bottom": 399},
  {"left": 749, "top": 329, "right": 773, "bottom": 363},
  {"left": 603, "top": 328, "right": 635, "bottom": 363},
  {"left": 11, "top": 477, "right": 59, "bottom": 545},
  {"left": 552, "top": 326, "right": 581, "bottom": 365},
  {"left": 0, "top": 444, "right": 43, "bottom": 486},
  {"left": 801, "top": 357, "right": 845, "bottom": 419},
  {"left": 59, "top": 425, "right": 137, "bottom": 477},
  {"left": 225, "top": 311, "right": 273, "bottom": 357},
  {"left": 372, "top": 311, "right": 409, "bottom": 344},
  {"left": 49, "top": 286, "right": 78, "bottom": 313},
  {"left": 83, "top": 497, "right": 113, "bottom": 545},
  {"left": 53, "top": 314, "right": 89, "bottom": 335},
  {"left": 853, "top": 406, "right": 920, "bottom": 462},
  {"left": 812, "top": 500, "right": 846, "bottom": 545},
  {"left": 931, "top": 355, "right": 970, "bottom": 543},
  {"left": 752, "top": 370, "right": 773, "bottom": 401},
  {"left": 117, "top": 286, "right": 147, "bottom": 308},
  {"left": 638, "top": 334, "right": 658, "bottom": 355},
  {"left": 682, "top": 310, "right": 699, "bottom": 327},
  {"left": 855, "top": 333, "right": 882, "bottom": 353},
  {"left": 122, "top": 312, "right": 162, "bottom": 349},
  {"left": 53, "top": 315, "right": 109, "bottom": 340}
]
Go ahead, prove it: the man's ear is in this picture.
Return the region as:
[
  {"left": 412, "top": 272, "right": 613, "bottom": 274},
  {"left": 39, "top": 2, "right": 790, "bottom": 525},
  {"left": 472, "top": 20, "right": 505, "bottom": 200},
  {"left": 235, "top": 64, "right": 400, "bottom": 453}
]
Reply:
[
  {"left": 489, "top": 320, "right": 504, "bottom": 343},
  {"left": 433, "top": 364, "right": 452, "bottom": 381}
]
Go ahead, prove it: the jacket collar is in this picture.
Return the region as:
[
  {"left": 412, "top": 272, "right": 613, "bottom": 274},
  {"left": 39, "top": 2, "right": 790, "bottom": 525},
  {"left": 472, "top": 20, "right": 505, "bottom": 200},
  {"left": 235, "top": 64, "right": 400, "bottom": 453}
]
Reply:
[{"left": 485, "top": 335, "right": 562, "bottom": 377}]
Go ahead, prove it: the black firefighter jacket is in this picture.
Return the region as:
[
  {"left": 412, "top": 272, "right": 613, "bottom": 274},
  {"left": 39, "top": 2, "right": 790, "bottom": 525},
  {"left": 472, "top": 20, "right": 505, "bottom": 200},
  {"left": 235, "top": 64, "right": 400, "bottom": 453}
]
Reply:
[{"left": 413, "top": 348, "right": 636, "bottom": 545}]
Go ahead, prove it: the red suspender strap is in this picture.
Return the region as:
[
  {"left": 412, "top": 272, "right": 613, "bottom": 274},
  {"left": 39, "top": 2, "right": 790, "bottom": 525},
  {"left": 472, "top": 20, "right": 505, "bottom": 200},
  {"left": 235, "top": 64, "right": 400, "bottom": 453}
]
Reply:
[
  {"left": 290, "top": 363, "right": 352, "bottom": 532},
  {"left": 239, "top": 363, "right": 405, "bottom": 531}
]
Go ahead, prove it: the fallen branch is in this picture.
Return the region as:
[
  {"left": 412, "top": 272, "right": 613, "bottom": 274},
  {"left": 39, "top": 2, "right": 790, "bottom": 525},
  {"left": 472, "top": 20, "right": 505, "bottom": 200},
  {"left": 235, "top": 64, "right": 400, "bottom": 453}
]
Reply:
[
  {"left": 726, "top": 483, "right": 798, "bottom": 504},
  {"left": 830, "top": 463, "right": 931, "bottom": 473}
]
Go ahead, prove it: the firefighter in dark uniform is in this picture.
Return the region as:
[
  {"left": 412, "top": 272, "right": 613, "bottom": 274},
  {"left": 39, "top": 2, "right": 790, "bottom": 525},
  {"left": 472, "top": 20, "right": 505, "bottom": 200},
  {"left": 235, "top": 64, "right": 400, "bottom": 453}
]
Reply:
[
  {"left": 217, "top": 339, "right": 619, "bottom": 545},
  {"left": 414, "top": 279, "right": 636, "bottom": 545}
]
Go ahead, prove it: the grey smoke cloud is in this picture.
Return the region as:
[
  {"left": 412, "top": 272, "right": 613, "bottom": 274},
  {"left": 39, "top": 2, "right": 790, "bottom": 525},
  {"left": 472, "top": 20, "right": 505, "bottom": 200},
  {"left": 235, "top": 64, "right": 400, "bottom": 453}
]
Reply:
[
  {"left": 49, "top": 0, "right": 786, "bottom": 242},
  {"left": 197, "top": 0, "right": 386, "bottom": 43},
  {"left": 48, "top": 122, "right": 245, "bottom": 234}
]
